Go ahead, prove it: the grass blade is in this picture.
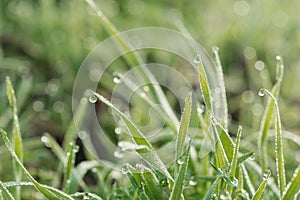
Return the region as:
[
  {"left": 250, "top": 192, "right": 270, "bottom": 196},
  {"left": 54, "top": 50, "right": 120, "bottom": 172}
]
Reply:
[
  {"left": 260, "top": 88, "right": 286, "bottom": 196},
  {"left": 283, "top": 165, "right": 300, "bottom": 200},
  {"left": 203, "top": 177, "right": 220, "bottom": 200},
  {"left": 258, "top": 56, "right": 284, "bottom": 172},
  {"left": 196, "top": 54, "right": 213, "bottom": 114},
  {"left": 228, "top": 126, "right": 242, "bottom": 193},
  {"left": 64, "top": 143, "right": 79, "bottom": 193},
  {"left": 6, "top": 76, "right": 23, "bottom": 199},
  {"left": 251, "top": 170, "right": 270, "bottom": 200},
  {"left": 92, "top": 91, "right": 173, "bottom": 180},
  {"left": 170, "top": 143, "right": 191, "bottom": 200},
  {"left": 217, "top": 124, "right": 234, "bottom": 162},
  {"left": 212, "top": 47, "right": 228, "bottom": 129},
  {"left": 0, "top": 129, "right": 71, "bottom": 200},
  {"left": 175, "top": 93, "right": 192, "bottom": 169},
  {"left": 0, "top": 181, "right": 14, "bottom": 200},
  {"left": 237, "top": 152, "right": 255, "bottom": 165}
]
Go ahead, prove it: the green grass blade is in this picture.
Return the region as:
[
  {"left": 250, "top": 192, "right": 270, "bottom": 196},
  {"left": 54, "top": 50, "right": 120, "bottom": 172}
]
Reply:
[
  {"left": 196, "top": 55, "right": 213, "bottom": 114},
  {"left": 217, "top": 124, "right": 234, "bottom": 162},
  {"left": 203, "top": 177, "right": 220, "bottom": 200},
  {"left": 258, "top": 56, "right": 284, "bottom": 172},
  {"left": 241, "top": 164, "right": 255, "bottom": 196},
  {"left": 64, "top": 143, "right": 78, "bottom": 193},
  {"left": 0, "top": 129, "right": 69, "bottom": 200},
  {"left": 237, "top": 152, "right": 255, "bottom": 165},
  {"left": 170, "top": 143, "right": 191, "bottom": 200},
  {"left": 251, "top": 170, "right": 270, "bottom": 200},
  {"left": 260, "top": 88, "right": 286, "bottom": 196},
  {"left": 212, "top": 47, "right": 228, "bottom": 129},
  {"left": 283, "top": 165, "right": 300, "bottom": 200},
  {"left": 6, "top": 76, "right": 23, "bottom": 199},
  {"left": 92, "top": 91, "right": 173, "bottom": 180},
  {"left": 0, "top": 181, "right": 14, "bottom": 200},
  {"left": 175, "top": 93, "right": 192, "bottom": 169},
  {"left": 228, "top": 126, "right": 242, "bottom": 193}
]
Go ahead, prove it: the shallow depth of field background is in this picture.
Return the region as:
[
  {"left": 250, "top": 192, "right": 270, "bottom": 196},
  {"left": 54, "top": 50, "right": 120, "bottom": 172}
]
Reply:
[{"left": 1, "top": 0, "right": 300, "bottom": 192}]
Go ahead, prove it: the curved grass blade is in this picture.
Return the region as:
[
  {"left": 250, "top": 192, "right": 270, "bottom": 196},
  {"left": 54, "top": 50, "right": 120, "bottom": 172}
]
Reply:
[
  {"left": 260, "top": 88, "right": 286, "bottom": 196},
  {"left": 92, "top": 91, "right": 173, "bottom": 180},
  {"left": 228, "top": 126, "right": 242, "bottom": 193},
  {"left": 196, "top": 55, "right": 213, "bottom": 114},
  {"left": 251, "top": 170, "right": 270, "bottom": 200},
  {"left": 64, "top": 143, "right": 79, "bottom": 193},
  {"left": 212, "top": 47, "right": 228, "bottom": 129},
  {"left": 0, "top": 181, "right": 14, "bottom": 200},
  {"left": 85, "top": 0, "right": 179, "bottom": 130},
  {"left": 6, "top": 76, "right": 23, "bottom": 199},
  {"left": 283, "top": 165, "right": 300, "bottom": 200},
  {"left": 237, "top": 152, "right": 255, "bottom": 165},
  {"left": 170, "top": 142, "right": 191, "bottom": 200},
  {"left": 175, "top": 93, "right": 192, "bottom": 172},
  {"left": 216, "top": 123, "right": 234, "bottom": 162},
  {"left": 258, "top": 56, "right": 284, "bottom": 172},
  {"left": 0, "top": 129, "right": 70, "bottom": 200}
]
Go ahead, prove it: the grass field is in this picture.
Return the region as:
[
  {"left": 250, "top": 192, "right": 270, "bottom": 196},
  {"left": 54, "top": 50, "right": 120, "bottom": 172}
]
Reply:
[{"left": 1, "top": 0, "right": 300, "bottom": 199}]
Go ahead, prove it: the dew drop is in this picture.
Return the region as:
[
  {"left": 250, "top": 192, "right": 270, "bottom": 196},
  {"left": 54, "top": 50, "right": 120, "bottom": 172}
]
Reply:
[
  {"left": 160, "top": 179, "right": 168, "bottom": 187},
  {"left": 113, "top": 77, "right": 121, "bottom": 84},
  {"left": 212, "top": 46, "right": 219, "bottom": 54},
  {"left": 276, "top": 55, "right": 282, "bottom": 61},
  {"left": 232, "top": 178, "right": 238, "bottom": 187},
  {"left": 189, "top": 177, "right": 197, "bottom": 186},
  {"left": 177, "top": 158, "right": 184, "bottom": 165},
  {"left": 121, "top": 164, "right": 130, "bottom": 174},
  {"left": 41, "top": 136, "right": 50, "bottom": 147},
  {"left": 258, "top": 89, "right": 265, "bottom": 97},
  {"left": 66, "top": 179, "right": 71, "bottom": 184},
  {"left": 263, "top": 170, "right": 271, "bottom": 180},
  {"left": 91, "top": 168, "right": 97, "bottom": 173},
  {"left": 249, "top": 153, "right": 256, "bottom": 161},
  {"left": 88, "top": 93, "right": 97, "bottom": 103},
  {"left": 193, "top": 53, "right": 201, "bottom": 64},
  {"left": 114, "top": 127, "right": 122, "bottom": 135},
  {"left": 197, "top": 105, "right": 205, "bottom": 114},
  {"left": 114, "top": 151, "right": 125, "bottom": 159},
  {"left": 143, "top": 86, "right": 150, "bottom": 92}
]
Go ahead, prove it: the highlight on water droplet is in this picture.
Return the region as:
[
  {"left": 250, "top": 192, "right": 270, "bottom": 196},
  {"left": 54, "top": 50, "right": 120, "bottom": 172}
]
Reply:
[
  {"left": 88, "top": 92, "right": 97, "bottom": 103},
  {"left": 177, "top": 158, "right": 184, "bottom": 165},
  {"left": 121, "top": 164, "right": 130, "bottom": 174},
  {"left": 41, "top": 136, "right": 50, "bottom": 147},
  {"left": 263, "top": 170, "right": 271, "bottom": 180},
  {"left": 114, "top": 151, "right": 125, "bottom": 159},
  {"left": 249, "top": 152, "right": 256, "bottom": 161},
  {"left": 114, "top": 127, "right": 122, "bottom": 135},
  {"left": 197, "top": 104, "right": 205, "bottom": 114},
  {"left": 193, "top": 53, "right": 201, "bottom": 64},
  {"left": 143, "top": 86, "right": 150, "bottom": 92},
  {"left": 113, "top": 77, "right": 121, "bottom": 84},
  {"left": 188, "top": 177, "right": 197, "bottom": 186},
  {"left": 212, "top": 46, "right": 219, "bottom": 54},
  {"left": 258, "top": 89, "right": 265, "bottom": 97},
  {"left": 276, "top": 55, "right": 282, "bottom": 61}
]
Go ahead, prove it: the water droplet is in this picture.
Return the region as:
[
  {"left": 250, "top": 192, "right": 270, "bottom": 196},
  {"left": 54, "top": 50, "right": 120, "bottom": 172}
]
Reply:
[
  {"left": 66, "top": 179, "right": 71, "bottom": 184},
  {"left": 41, "top": 136, "right": 50, "bottom": 147},
  {"left": 232, "top": 178, "right": 238, "bottom": 187},
  {"left": 193, "top": 53, "right": 201, "bottom": 64},
  {"left": 212, "top": 46, "right": 219, "bottom": 54},
  {"left": 113, "top": 77, "right": 121, "bottom": 84},
  {"left": 91, "top": 168, "right": 97, "bottom": 173},
  {"left": 143, "top": 86, "right": 150, "bottom": 92},
  {"left": 177, "top": 158, "right": 184, "bottom": 165},
  {"left": 114, "top": 127, "right": 122, "bottom": 135},
  {"left": 197, "top": 104, "right": 205, "bottom": 114},
  {"left": 121, "top": 164, "right": 130, "bottom": 174},
  {"left": 263, "top": 170, "right": 271, "bottom": 180},
  {"left": 114, "top": 151, "right": 125, "bottom": 159},
  {"left": 276, "top": 55, "right": 282, "bottom": 61},
  {"left": 249, "top": 153, "right": 256, "bottom": 161},
  {"left": 160, "top": 179, "right": 168, "bottom": 187},
  {"left": 78, "top": 131, "right": 88, "bottom": 140},
  {"left": 220, "top": 195, "right": 225, "bottom": 200},
  {"left": 88, "top": 93, "right": 97, "bottom": 103},
  {"left": 73, "top": 145, "right": 79, "bottom": 153},
  {"left": 255, "top": 60, "right": 265, "bottom": 71},
  {"left": 258, "top": 89, "right": 265, "bottom": 97},
  {"left": 189, "top": 177, "right": 197, "bottom": 186}
]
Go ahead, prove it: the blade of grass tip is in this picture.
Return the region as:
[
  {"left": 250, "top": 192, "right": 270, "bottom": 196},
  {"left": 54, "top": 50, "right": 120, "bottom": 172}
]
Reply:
[
  {"left": 283, "top": 165, "right": 300, "bottom": 200},
  {"left": 85, "top": 0, "right": 179, "bottom": 130},
  {"left": 216, "top": 123, "right": 234, "bottom": 162},
  {"left": 195, "top": 54, "right": 213, "bottom": 114},
  {"left": 203, "top": 177, "right": 220, "bottom": 200},
  {"left": 258, "top": 56, "right": 284, "bottom": 172},
  {"left": 0, "top": 129, "right": 73, "bottom": 200},
  {"left": 92, "top": 91, "right": 173, "bottom": 181},
  {"left": 237, "top": 152, "right": 255, "bottom": 165},
  {"left": 175, "top": 93, "right": 192, "bottom": 173},
  {"left": 0, "top": 181, "right": 14, "bottom": 200},
  {"left": 252, "top": 170, "right": 270, "bottom": 200},
  {"left": 212, "top": 46, "right": 228, "bottom": 130},
  {"left": 228, "top": 126, "right": 242, "bottom": 194},
  {"left": 6, "top": 76, "right": 23, "bottom": 199},
  {"left": 260, "top": 88, "right": 286, "bottom": 196},
  {"left": 170, "top": 141, "right": 191, "bottom": 200}
]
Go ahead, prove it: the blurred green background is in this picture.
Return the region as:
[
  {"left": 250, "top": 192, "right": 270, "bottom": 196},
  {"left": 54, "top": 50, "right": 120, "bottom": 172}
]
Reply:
[{"left": 1, "top": 0, "right": 300, "bottom": 192}]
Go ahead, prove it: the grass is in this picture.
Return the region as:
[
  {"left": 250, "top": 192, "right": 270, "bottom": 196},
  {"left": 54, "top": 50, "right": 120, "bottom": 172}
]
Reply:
[{"left": 1, "top": 1, "right": 300, "bottom": 200}]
